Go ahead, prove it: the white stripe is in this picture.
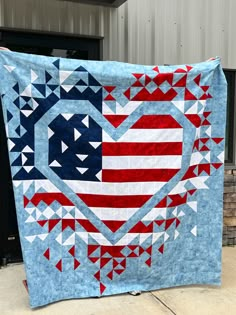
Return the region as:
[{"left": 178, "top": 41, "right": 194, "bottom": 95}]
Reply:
[
  {"left": 103, "top": 101, "right": 142, "bottom": 115},
  {"left": 103, "top": 156, "right": 182, "bottom": 169},
  {"left": 89, "top": 233, "right": 112, "bottom": 245},
  {"left": 142, "top": 208, "right": 167, "bottom": 220},
  {"left": 103, "top": 129, "right": 183, "bottom": 143},
  {"left": 32, "top": 179, "right": 165, "bottom": 195},
  {"left": 65, "top": 180, "right": 165, "bottom": 195},
  {"left": 89, "top": 208, "right": 139, "bottom": 220}
]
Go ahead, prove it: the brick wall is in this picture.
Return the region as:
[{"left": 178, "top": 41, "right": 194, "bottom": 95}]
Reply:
[{"left": 223, "top": 170, "right": 236, "bottom": 245}]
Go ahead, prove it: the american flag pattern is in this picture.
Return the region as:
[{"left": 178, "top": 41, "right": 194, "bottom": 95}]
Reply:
[{"left": 0, "top": 51, "right": 227, "bottom": 308}]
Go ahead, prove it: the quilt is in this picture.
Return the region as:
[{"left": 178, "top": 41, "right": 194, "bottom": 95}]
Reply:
[{"left": 0, "top": 51, "right": 227, "bottom": 308}]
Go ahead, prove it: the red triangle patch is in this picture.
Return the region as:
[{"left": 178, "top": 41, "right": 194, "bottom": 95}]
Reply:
[
  {"left": 37, "top": 220, "right": 47, "bottom": 227},
  {"left": 69, "top": 245, "right": 75, "bottom": 257},
  {"left": 24, "top": 196, "right": 30, "bottom": 207},
  {"left": 185, "top": 114, "right": 201, "bottom": 127},
  {"left": 176, "top": 218, "right": 181, "bottom": 228},
  {"left": 107, "top": 270, "right": 113, "bottom": 280},
  {"left": 185, "top": 89, "right": 197, "bottom": 100},
  {"left": 74, "top": 258, "right": 80, "bottom": 270},
  {"left": 100, "top": 257, "right": 111, "bottom": 268},
  {"left": 145, "top": 257, "right": 152, "bottom": 267},
  {"left": 43, "top": 248, "right": 50, "bottom": 260},
  {"left": 194, "top": 74, "right": 201, "bottom": 85},
  {"left": 212, "top": 138, "right": 223, "bottom": 144},
  {"left": 133, "top": 73, "right": 143, "bottom": 79},
  {"left": 158, "top": 244, "right": 164, "bottom": 254},
  {"left": 124, "top": 87, "right": 131, "bottom": 99},
  {"left": 114, "top": 269, "right": 125, "bottom": 275},
  {"left": 89, "top": 257, "right": 100, "bottom": 264},
  {"left": 104, "top": 115, "right": 127, "bottom": 128},
  {"left": 88, "top": 245, "right": 100, "bottom": 257},
  {"left": 55, "top": 259, "right": 62, "bottom": 272},
  {"left": 104, "top": 94, "right": 116, "bottom": 101},
  {"left": 62, "top": 219, "right": 75, "bottom": 231},
  {"left": 175, "top": 68, "right": 186, "bottom": 73},
  {"left": 94, "top": 271, "right": 100, "bottom": 281},
  {"left": 153, "top": 66, "right": 159, "bottom": 72},
  {"left": 102, "top": 220, "right": 126, "bottom": 232},
  {"left": 174, "top": 74, "right": 187, "bottom": 87},
  {"left": 155, "top": 220, "right": 165, "bottom": 226},
  {"left": 104, "top": 86, "right": 115, "bottom": 93},
  {"left": 100, "top": 283, "right": 106, "bottom": 294},
  {"left": 165, "top": 218, "right": 176, "bottom": 230},
  {"left": 48, "top": 219, "right": 61, "bottom": 232},
  {"left": 186, "top": 65, "right": 193, "bottom": 72},
  {"left": 212, "top": 163, "right": 222, "bottom": 169}
]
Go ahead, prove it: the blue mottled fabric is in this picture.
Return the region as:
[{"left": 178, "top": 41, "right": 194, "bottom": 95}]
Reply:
[{"left": 0, "top": 51, "right": 227, "bottom": 308}]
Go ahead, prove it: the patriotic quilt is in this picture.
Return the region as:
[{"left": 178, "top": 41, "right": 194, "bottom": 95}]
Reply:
[{"left": 0, "top": 51, "right": 227, "bottom": 308}]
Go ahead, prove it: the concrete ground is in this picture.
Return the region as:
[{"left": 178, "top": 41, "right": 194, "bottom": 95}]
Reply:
[{"left": 0, "top": 247, "right": 235, "bottom": 315}]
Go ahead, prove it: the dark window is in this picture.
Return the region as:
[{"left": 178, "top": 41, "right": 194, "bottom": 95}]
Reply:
[
  {"left": 0, "top": 28, "right": 102, "bottom": 265},
  {"left": 223, "top": 70, "right": 235, "bottom": 164}
]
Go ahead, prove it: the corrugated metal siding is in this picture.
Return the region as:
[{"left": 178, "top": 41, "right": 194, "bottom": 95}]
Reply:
[{"left": 0, "top": 0, "right": 235, "bottom": 68}]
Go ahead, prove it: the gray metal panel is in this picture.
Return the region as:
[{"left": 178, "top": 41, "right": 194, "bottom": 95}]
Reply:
[{"left": 0, "top": 0, "right": 235, "bottom": 68}]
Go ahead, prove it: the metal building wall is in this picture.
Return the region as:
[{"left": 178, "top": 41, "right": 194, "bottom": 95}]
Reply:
[{"left": 0, "top": 0, "right": 235, "bottom": 68}]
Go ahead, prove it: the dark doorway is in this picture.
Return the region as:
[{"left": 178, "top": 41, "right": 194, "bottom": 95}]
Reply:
[{"left": 0, "top": 28, "right": 102, "bottom": 265}]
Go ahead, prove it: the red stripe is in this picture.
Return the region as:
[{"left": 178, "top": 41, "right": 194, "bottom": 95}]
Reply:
[
  {"left": 104, "top": 115, "right": 128, "bottom": 127},
  {"left": 77, "top": 194, "right": 150, "bottom": 208},
  {"left": 29, "top": 192, "right": 184, "bottom": 209},
  {"left": 102, "top": 142, "right": 182, "bottom": 156},
  {"left": 30, "top": 193, "right": 74, "bottom": 206},
  {"left": 102, "top": 169, "right": 179, "bottom": 182},
  {"left": 104, "top": 115, "right": 182, "bottom": 129}
]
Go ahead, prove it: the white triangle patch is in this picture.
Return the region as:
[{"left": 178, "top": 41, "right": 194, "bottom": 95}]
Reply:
[
  {"left": 31, "top": 70, "right": 38, "bottom": 83},
  {"left": 25, "top": 215, "right": 35, "bottom": 223},
  {"left": 21, "top": 153, "right": 27, "bottom": 165},
  {"left": 164, "top": 232, "right": 169, "bottom": 242},
  {"left": 48, "top": 127, "right": 54, "bottom": 139},
  {"left": 21, "top": 110, "right": 33, "bottom": 117},
  {"left": 25, "top": 235, "right": 36, "bottom": 243},
  {"left": 82, "top": 115, "right": 89, "bottom": 127},
  {"left": 63, "top": 233, "right": 75, "bottom": 245},
  {"left": 76, "top": 154, "right": 88, "bottom": 161},
  {"left": 23, "top": 166, "right": 33, "bottom": 173},
  {"left": 38, "top": 233, "right": 48, "bottom": 241},
  {"left": 89, "top": 142, "right": 101, "bottom": 149},
  {"left": 188, "top": 201, "right": 197, "bottom": 212},
  {"left": 32, "top": 98, "right": 39, "bottom": 110},
  {"left": 61, "top": 141, "right": 68, "bottom": 153},
  {"left": 191, "top": 226, "right": 197, "bottom": 236},
  {"left": 76, "top": 167, "right": 88, "bottom": 174},
  {"left": 4, "top": 65, "right": 15, "bottom": 72},
  {"left": 152, "top": 232, "right": 164, "bottom": 244},
  {"left": 59, "top": 71, "right": 73, "bottom": 84},
  {"left": 74, "top": 129, "right": 81, "bottom": 141},
  {"left": 21, "top": 84, "right": 32, "bottom": 97},
  {"left": 139, "top": 233, "right": 152, "bottom": 244},
  {"left": 217, "top": 151, "right": 224, "bottom": 162},
  {"left": 172, "top": 101, "right": 185, "bottom": 113},
  {"left": 96, "top": 170, "right": 102, "bottom": 181},
  {"left": 62, "top": 113, "right": 73, "bottom": 121},
  {"left": 205, "top": 126, "right": 211, "bottom": 137},
  {"left": 13, "top": 180, "right": 22, "bottom": 188},
  {"left": 61, "top": 85, "right": 74, "bottom": 92},
  {"left": 174, "top": 230, "right": 179, "bottom": 239},
  {"left": 49, "top": 160, "right": 61, "bottom": 167},
  {"left": 56, "top": 232, "right": 63, "bottom": 244},
  {"left": 22, "top": 145, "right": 33, "bottom": 153},
  {"left": 8, "top": 139, "right": 15, "bottom": 151}
]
